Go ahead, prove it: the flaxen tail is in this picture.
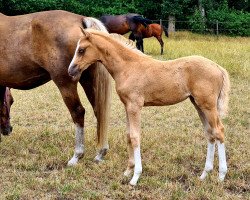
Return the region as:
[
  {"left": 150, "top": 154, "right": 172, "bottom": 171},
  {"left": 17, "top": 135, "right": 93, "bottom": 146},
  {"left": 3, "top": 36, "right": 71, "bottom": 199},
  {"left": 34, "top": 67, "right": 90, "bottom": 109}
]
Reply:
[
  {"left": 83, "top": 17, "right": 112, "bottom": 148},
  {"left": 217, "top": 66, "right": 230, "bottom": 118}
]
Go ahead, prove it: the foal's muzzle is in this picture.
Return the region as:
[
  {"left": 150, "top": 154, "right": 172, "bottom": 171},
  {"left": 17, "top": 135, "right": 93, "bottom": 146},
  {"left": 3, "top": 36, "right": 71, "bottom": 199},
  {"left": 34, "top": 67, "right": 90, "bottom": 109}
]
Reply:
[{"left": 68, "top": 64, "right": 81, "bottom": 78}]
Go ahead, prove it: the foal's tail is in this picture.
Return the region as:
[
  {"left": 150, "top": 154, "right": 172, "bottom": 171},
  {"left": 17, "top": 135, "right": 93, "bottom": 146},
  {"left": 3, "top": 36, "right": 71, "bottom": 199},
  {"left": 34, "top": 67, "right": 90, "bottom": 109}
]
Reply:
[
  {"left": 162, "top": 25, "right": 169, "bottom": 37},
  {"left": 83, "top": 17, "right": 112, "bottom": 147},
  {"left": 217, "top": 66, "right": 230, "bottom": 118}
]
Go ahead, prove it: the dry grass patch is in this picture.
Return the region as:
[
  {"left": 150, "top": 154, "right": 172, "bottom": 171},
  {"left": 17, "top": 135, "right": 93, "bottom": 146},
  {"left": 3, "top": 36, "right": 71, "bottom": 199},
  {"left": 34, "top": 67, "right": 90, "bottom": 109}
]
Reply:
[{"left": 0, "top": 32, "right": 249, "bottom": 199}]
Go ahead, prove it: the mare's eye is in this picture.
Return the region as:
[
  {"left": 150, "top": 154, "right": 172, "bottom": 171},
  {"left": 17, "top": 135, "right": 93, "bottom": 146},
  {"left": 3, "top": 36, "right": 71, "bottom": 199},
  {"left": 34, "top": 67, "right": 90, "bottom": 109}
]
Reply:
[{"left": 78, "top": 48, "right": 86, "bottom": 55}]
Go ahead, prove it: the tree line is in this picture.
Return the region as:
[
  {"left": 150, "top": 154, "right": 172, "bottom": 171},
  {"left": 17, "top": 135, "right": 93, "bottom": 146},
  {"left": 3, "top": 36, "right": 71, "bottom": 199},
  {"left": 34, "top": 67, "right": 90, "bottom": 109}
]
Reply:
[{"left": 0, "top": 0, "right": 249, "bottom": 36}]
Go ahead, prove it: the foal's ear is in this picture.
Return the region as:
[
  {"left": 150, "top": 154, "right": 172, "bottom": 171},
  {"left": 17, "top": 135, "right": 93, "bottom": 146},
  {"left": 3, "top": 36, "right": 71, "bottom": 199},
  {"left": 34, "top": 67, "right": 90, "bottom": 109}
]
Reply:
[{"left": 80, "top": 27, "right": 90, "bottom": 38}]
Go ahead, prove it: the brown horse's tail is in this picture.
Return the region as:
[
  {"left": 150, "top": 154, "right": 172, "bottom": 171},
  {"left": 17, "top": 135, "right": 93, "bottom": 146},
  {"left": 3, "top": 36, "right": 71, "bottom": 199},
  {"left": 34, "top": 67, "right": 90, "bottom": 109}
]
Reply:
[
  {"left": 162, "top": 25, "right": 169, "bottom": 37},
  {"left": 83, "top": 17, "right": 112, "bottom": 148},
  {"left": 217, "top": 66, "right": 230, "bottom": 118}
]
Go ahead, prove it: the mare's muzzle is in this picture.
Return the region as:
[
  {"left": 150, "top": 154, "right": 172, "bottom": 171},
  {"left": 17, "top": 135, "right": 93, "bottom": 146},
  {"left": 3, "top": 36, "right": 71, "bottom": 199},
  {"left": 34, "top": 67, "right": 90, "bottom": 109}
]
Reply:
[{"left": 1, "top": 125, "right": 13, "bottom": 136}]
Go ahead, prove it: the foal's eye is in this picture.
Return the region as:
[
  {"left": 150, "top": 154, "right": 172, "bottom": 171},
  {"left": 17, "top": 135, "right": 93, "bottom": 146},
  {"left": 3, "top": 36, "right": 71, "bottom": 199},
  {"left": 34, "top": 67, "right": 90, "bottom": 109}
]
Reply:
[{"left": 78, "top": 48, "right": 86, "bottom": 55}]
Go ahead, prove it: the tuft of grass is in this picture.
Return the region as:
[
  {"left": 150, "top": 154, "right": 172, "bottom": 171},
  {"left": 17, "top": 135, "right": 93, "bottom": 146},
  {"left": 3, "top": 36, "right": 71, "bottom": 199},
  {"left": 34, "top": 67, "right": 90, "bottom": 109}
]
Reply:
[{"left": 0, "top": 32, "right": 249, "bottom": 199}]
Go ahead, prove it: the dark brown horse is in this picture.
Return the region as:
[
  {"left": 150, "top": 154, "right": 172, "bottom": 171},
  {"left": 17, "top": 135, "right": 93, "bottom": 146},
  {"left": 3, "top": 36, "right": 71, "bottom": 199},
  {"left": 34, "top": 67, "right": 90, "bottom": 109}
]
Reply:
[
  {"left": 0, "top": 87, "right": 13, "bottom": 141},
  {"left": 129, "top": 23, "right": 169, "bottom": 54},
  {"left": 99, "top": 13, "right": 152, "bottom": 51},
  {"left": 0, "top": 10, "right": 112, "bottom": 165}
]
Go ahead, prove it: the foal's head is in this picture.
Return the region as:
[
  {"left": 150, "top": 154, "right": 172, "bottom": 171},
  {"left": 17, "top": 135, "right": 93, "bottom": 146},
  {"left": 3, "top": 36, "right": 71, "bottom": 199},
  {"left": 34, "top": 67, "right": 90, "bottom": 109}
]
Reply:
[
  {"left": 68, "top": 28, "right": 102, "bottom": 79},
  {"left": 0, "top": 88, "right": 14, "bottom": 138}
]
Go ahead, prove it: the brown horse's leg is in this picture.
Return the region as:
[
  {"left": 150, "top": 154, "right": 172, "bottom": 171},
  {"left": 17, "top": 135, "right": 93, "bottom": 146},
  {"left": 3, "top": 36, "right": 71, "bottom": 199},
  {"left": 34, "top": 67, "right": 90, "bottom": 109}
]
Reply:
[
  {"left": 79, "top": 63, "right": 111, "bottom": 163},
  {"left": 53, "top": 77, "right": 85, "bottom": 166},
  {"left": 155, "top": 36, "right": 164, "bottom": 55}
]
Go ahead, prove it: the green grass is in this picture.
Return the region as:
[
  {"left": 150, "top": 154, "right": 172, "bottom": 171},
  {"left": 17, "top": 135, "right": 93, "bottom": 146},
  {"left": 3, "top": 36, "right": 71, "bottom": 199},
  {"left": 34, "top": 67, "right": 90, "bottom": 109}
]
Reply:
[{"left": 0, "top": 32, "right": 249, "bottom": 199}]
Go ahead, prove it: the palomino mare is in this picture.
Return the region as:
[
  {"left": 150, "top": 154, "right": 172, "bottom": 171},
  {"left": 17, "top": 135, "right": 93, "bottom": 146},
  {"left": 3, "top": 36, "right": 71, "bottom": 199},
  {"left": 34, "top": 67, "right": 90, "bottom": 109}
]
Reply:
[
  {"left": 99, "top": 13, "right": 152, "bottom": 51},
  {"left": 68, "top": 29, "right": 230, "bottom": 185},
  {"left": 129, "top": 23, "right": 169, "bottom": 54},
  {"left": 0, "top": 87, "right": 14, "bottom": 142},
  {"left": 0, "top": 11, "right": 112, "bottom": 165}
]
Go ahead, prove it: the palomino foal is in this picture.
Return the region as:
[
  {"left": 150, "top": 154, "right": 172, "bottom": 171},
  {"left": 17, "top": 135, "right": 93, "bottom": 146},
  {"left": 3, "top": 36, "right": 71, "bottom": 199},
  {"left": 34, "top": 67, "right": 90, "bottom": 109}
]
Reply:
[{"left": 68, "top": 29, "right": 230, "bottom": 186}]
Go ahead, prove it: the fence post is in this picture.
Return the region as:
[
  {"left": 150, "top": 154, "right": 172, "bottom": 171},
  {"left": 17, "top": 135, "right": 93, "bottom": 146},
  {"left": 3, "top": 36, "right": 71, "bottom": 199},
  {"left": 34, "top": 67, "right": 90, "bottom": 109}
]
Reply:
[
  {"left": 216, "top": 20, "right": 219, "bottom": 36},
  {"left": 160, "top": 19, "right": 162, "bottom": 27}
]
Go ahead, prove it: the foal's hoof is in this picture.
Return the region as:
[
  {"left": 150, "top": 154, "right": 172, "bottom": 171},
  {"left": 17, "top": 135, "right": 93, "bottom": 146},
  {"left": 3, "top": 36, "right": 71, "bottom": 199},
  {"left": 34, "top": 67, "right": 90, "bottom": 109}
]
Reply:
[
  {"left": 124, "top": 169, "right": 133, "bottom": 177},
  {"left": 67, "top": 157, "right": 79, "bottom": 166},
  {"left": 199, "top": 171, "right": 208, "bottom": 180},
  {"left": 218, "top": 172, "right": 226, "bottom": 182}
]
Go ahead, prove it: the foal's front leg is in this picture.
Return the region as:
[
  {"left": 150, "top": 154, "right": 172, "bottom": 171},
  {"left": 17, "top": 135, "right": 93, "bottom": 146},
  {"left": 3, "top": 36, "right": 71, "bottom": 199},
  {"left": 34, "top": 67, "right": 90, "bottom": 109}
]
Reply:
[{"left": 125, "top": 103, "right": 142, "bottom": 186}]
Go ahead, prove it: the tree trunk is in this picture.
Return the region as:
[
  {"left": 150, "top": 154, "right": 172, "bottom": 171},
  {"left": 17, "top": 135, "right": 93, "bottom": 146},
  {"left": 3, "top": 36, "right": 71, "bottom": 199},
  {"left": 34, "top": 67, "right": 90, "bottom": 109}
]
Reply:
[{"left": 168, "top": 15, "right": 175, "bottom": 33}]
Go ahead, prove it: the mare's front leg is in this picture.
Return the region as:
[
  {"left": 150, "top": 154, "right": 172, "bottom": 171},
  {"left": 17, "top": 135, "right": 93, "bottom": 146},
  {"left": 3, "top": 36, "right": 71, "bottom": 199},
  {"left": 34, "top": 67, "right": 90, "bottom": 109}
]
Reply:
[
  {"left": 125, "top": 102, "right": 142, "bottom": 186},
  {"left": 54, "top": 78, "right": 85, "bottom": 166}
]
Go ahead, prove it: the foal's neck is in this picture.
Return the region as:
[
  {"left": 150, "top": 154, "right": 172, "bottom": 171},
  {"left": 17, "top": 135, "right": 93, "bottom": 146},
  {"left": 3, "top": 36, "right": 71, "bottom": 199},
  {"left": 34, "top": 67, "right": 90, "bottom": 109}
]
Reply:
[{"left": 97, "top": 37, "right": 143, "bottom": 79}]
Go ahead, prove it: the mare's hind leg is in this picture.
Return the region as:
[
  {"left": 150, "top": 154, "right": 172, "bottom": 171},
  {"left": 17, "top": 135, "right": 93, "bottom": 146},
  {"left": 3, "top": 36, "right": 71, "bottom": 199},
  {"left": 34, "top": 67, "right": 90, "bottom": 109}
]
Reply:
[
  {"left": 190, "top": 97, "right": 215, "bottom": 180},
  {"left": 79, "top": 65, "right": 109, "bottom": 162},
  {"left": 54, "top": 78, "right": 85, "bottom": 166}
]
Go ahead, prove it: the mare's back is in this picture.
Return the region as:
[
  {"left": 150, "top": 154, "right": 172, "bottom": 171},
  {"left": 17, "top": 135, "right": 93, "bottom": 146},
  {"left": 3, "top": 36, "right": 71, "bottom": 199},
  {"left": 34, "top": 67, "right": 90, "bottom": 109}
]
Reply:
[{"left": 0, "top": 10, "right": 83, "bottom": 66}]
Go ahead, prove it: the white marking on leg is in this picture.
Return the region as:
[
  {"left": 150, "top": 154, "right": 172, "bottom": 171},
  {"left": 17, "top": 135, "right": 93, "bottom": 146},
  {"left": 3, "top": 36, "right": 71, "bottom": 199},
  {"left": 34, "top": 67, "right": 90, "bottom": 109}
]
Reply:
[
  {"left": 217, "top": 141, "right": 227, "bottom": 181},
  {"left": 200, "top": 141, "right": 215, "bottom": 180},
  {"left": 68, "top": 123, "right": 84, "bottom": 166},
  {"left": 129, "top": 146, "right": 142, "bottom": 186}
]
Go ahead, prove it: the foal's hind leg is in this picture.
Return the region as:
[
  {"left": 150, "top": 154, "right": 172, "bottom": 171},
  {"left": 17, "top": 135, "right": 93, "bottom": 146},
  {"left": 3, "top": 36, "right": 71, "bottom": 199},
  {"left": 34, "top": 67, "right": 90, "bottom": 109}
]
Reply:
[
  {"left": 193, "top": 97, "right": 227, "bottom": 181},
  {"left": 190, "top": 97, "right": 215, "bottom": 180},
  {"left": 124, "top": 102, "right": 143, "bottom": 186},
  {"left": 124, "top": 111, "right": 135, "bottom": 177},
  {"left": 202, "top": 109, "right": 227, "bottom": 181}
]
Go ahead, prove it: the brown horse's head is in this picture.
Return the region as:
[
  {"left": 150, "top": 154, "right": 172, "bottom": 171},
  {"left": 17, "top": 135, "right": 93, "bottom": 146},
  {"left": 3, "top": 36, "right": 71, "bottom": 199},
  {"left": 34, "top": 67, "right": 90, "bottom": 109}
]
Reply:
[{"left": 0, "top": 88, "right": 14, "bottom": 138}]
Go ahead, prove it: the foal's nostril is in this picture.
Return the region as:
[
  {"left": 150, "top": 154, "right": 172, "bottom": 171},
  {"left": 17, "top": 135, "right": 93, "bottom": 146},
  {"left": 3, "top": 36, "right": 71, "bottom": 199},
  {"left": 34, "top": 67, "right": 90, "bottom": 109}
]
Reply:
[{"left": 68, "top": 64, "right": 79, "bottom": 77}]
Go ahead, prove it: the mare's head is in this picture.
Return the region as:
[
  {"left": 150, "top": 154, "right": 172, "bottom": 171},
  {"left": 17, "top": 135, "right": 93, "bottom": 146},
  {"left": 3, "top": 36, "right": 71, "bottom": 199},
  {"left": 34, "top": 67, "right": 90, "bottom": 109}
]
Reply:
[
  {"left": 68, "top": 28, "right": 103, "bottom": 79},
  {"left": 0, "top": 88, "right": 14, "bottom": 138}
]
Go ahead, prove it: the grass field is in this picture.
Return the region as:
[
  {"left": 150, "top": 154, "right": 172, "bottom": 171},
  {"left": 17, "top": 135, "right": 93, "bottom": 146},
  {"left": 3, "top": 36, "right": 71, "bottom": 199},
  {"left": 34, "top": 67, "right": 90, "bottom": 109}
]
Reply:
[{"left": 0, "top": 32, "right": 249, "bottom": 199}]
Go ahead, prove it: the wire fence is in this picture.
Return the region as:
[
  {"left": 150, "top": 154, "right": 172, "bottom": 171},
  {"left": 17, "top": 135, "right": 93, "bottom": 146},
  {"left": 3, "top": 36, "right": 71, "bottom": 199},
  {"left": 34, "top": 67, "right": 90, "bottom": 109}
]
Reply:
[{"left": 151, "top": 19, "right": 250, "bottom": 36}]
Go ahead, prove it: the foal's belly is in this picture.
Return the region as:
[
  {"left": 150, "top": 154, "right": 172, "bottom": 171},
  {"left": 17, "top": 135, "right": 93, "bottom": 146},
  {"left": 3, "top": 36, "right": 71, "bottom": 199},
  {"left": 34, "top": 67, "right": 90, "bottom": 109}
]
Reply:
[
  {"left": 143, "top": 81, "right": 190, "bottom": 106},
  {"left": 144, "top": 93, "right": 190, "bottom": 106}
]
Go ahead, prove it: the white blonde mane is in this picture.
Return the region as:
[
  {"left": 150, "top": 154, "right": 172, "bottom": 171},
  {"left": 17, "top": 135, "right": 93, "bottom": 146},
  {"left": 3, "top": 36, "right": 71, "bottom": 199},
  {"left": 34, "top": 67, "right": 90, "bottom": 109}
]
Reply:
[
  {"left": 83, "top": 17, "right": 108, "bottom": 32},
  {"left": 86, "top": 29, "right": 147, "bottom": 56}
]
